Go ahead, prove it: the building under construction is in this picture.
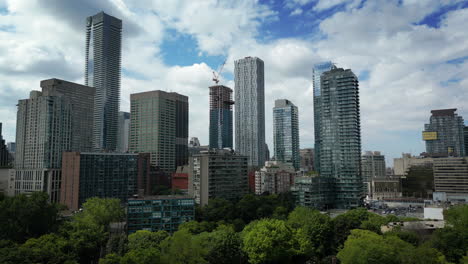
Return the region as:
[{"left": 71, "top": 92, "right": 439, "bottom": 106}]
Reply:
[{"left": 209, "top": 85, "right": 234, "bottom": 149}]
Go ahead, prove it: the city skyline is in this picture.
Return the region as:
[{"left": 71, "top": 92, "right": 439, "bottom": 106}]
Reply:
[{"left": 1, "top": 1, "right": 468, "bottom": 165}]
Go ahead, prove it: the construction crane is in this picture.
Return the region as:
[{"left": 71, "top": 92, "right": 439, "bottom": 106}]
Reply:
[{"left": 212, "top": 59, "right": 226, "bottom": 84}]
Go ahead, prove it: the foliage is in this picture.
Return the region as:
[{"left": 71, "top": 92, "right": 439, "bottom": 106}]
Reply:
[
  {"left": 121, "top": 248, "right": 161, "bottom": 264},
  {"left": 430, "top": 227, "right": 467, "bottom": 264},
  {"left": 178, "top": 220, "right": 217, "bottom": 234},
  {"left": 242, "top": 218, "right": 300, "bottom": 264},
  {"left": 74, "top": 197, "right": 124, "bottom": 228},
  {"left": 127, "top": 230, "right": 168, "bottom": 250},
  {"left": 0, "top": 192, "right": 61, "bottom": 243},
  {"left": 160, "top": 229, "right": 208, "bottom": 264},
  {"left": 196, "top": 225, "right": 243, "bottom": 264}
]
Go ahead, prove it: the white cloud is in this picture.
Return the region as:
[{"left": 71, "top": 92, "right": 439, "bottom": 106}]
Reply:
[{"left": 290, "top": 8, "right": 303, "bottom": 16}]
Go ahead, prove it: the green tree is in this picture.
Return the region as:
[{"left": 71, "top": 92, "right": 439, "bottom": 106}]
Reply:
[
  {"left": 99, "top": 253, "right": 122, "bottom": 264},
  {"left": 160, "top": 229, "right": 208, "bottom": 264},
  {"left": 242, "top": 219, "right": 299, "bottom": 264},
  {"left": 20, "top": 234, "right": 77, "bottom": 264},
  {"left": 0, "top": 192, "right": 61, "bottom": 242},
  {"left": 178, "top": 220, "right": 217, "bottom": 234},
  {"left": 199, "top": 198, "right": 235, "bottom": 222},
  {"left": 430, "top": 227, "right": 467, "bottom": 263},
  {"left": 196, "top": 225, "right": 243, "bottom": 264},
  {"left": 121, "top": 248, "right": 161, "bottom": 264},
  {"left": 332, "top": 208, "right": 372, "bottom": 248},
  {"left": 75, "top": 197, "right": 124, "bottom": 228},
  {"left": 127, "top": 230, "right": 168, "bottom": 250}
]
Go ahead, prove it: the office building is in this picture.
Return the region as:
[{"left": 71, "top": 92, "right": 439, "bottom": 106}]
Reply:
[
  {"left": 312, "top": 61, "right": 334, "bottom": 173},
  {"left": 370, "top": 177, "right": 402, "bottom": 200},
  {"left": 172, "top": 166, "right": 189, "bottom": 194},
  {"left": 273, "top": 99, "right": 300, "bottom": 170},
  {"left": 362, "top": 151, "right": 386, "bottom": 196},
  {"left": 117, "top": 111, "right": 130, "bottom": 152},
  {"left": 40, "top": 78, "right": 95, "bottom": 152},
  {"left": 401, "top": 164, "right": 434, "bottom": 199},
  {"left": 300, "top": 148, "right": 314, "bottom": 172},
  {"left": 85, "top": 12, "right": 122, "bottom": 152},
  {"left": 209, "top": 85, "right": 233, "bottom": 149},
  {"left": 315, "top": 66, "right": 363, "bottom": 208},
  {"left": 60, "top": 152, "right": 151, "bottom": 210},
  {"left": 234, "top": 57, "right": 265, "bottom": 167},
  {"left": 423, "top": 109, "right": 465, "bottom": 157},
  {"left": 433, "top": 157, "right": 468, "bottom": 202},
  {"left": 291, "top": 175, "right": 335, "bottom": 210},
  {"left": 189, "top": 137, "right": 201, "bottom": 147},
  {"left": 464, "top": 126, "right": 468, "bottom": 156},
  {"left": 188, "top": 149, "right": 248, "bottom": 206},
  {"left": 0, "top": 123, "right": 11, "bottom": 168},
  {"left": 127, "top": 196, "right": 195, "bottom": 234},
  {"left": 394, "top": 153, "right": 433, "bottom": 177},
  {"left": 6, "top": 142, "right": 15, "bottom": 161},
  {"left": 265, "top": 143, "right": 270, "bottom": 161},
  {"left": 14, "top": 91, "right": 72, "bottom": 202},
  {"left": 255, "top": 161, "right": 295, "bottom": 195},
  {"left": 129, "top": 90, "right": 188, "bottom": 173}
]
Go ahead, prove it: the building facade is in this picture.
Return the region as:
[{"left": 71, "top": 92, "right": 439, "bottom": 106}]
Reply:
[
  {"left": 129, "top": 90, "right": 188, "bottom": 173},
  {"left": 291, "top": 175, "right": 335, "bottom": 210},
  {"left": 433, "top": 157, "right": 468, "bottom": 201},
  {"left": 312, "top": 62, "right": 334, "bottom": 173},
  {"left": 371, "top": 177, "right": 402, "bottom": 200},
  {"left": 127, "top": 196, "right": 195, "bottom": 234},
  {"left": 0, "top": 123, "right": 11, "bottom": 168},
  {"left": 117, "top": 111, "right": 130, "bottom": 152},
  {"left": 362, "top": 151, "right": 386, "bottom": 196},
  {"left": 60, "top": 152, "right": 150, "bottom": 210},
  {"left": 209, "top": 85, "right": 233, "bottom": 149},
  {"left": 273, "top": 99, "right": 300, "bottom": 171},
  {"left": 188, "top": 149, "right": 248, "bottom": 206},
  {"left": 85, "top": 12, "right": 122, "bottom": 152},
  {"left": 315, "top": 66, "right": 363, "bottom": 208},
  {"left": 7, "top": 142, "right": 16, "bottom": 161},
  {"left": 14, "top": 91, "right": 72, "bottom": 202},
  {"left": 234, "top": 57, "right": 265, "bottom": 167},
  {"left": 299, "top": 148, "right": 314, "bottom": 172},
  {"left": 172, "top": 165, "right": 189, "bottom": 194},
  {"left": 255, "top": 161, "right": 295, "bottom": 195},
  {"left": 394, "top": 153, "right": 433, "bottom": 177},
  {"left": 423, "top": 109, "right": 465, "bottom": 157}
]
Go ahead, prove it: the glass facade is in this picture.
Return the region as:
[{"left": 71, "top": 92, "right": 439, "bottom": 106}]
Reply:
[
  {"left": 423, "top": 109, "right": 465, "bottom": 157},
  {"left": 209, "top": 85, "right": 233, "bottom": 149},
  {"left": 273, "top": 99, "right": 300, "bottom": 171}
]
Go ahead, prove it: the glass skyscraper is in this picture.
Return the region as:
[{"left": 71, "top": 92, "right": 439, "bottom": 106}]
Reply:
[
  {"left": 314, "top": 66, "right": 363, "bottom": 208},
  {"left": 273, "top": 99, "right": 300, "bottom": 170},
  {"left": 85, "top": 12, "right": 122, "bottom": 152},
  {"left": 234, "top": 57, "right": 265, "bottom": 167},
  {"left": 209, "top": 85, "right": 233, "bottom": 149},
  {"left": 423, "top": 109, "right": 465, "bottom": 157}
]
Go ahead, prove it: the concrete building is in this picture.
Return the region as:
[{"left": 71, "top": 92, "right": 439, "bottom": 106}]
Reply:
[
  {"left": 127, "top": 196, "right": 195, "bottom": 234},
  {"left": 209, "top": 85, "right": 233, "bottom": 149},
  {"left": 394, "top": 153, "right": 433, "bottom": 177},
  {"left": 14, "top": 91, "right": 72, "bottom": 202},
  {"left": 60, "top": 152, "right": 151, "bottom": 210},
  {"left": 0, "top": 168, "right": 14, "bottom": 196},
  {"left": 40, "top": 78, "right": 95, "bottom": 152},
  {"left": 188, "top": 149, "right": 248, "bottom": 206},
  {"left": 85, "top": 12, "right": 122, "bottom": 152},
  {"left": 0, "top": 123, "right": 12, "bottom": 168},
  {"left": 362, "top": 151, "right": 386, "bottom": 196},
  {"left": 234, "top": 57, "right": 265, "bottom": 167},
  {"left": 129, "top": 90, "right": 189, "bottom": 173},
  {"left": 433, "top": 157, "right": 468, "bottom": 201},
  {"left": 255, "top": 161, "right": 295, "bottom": 195},
  {"left": 423, "top": 109, "right": 465, "bottom": 157},
  {"left": 291, "top": 175, "right": 335, "bottom": 210},
  {"left": 273, "top": 99, "right": 300, "bottom": 171},
  {"left": 172, "top": 165, "right": 189, "bottom": 194},
  {"left": 464, "top": 126, "right": 468, "bottom": 156},
  {"left": 315, "top": 66, "right": 363, "bottom": 208},
  {"left": 371, "top": 177, "right": 402, "bottom": 200},
  {"left": 265, "top": 143, "right": 270, "bottom": 161},
  {"left": 402, "top": 164, "right": 434, "bottom": 199},
  {"left": 117, "top": 111, "right": 130, "bottom": 152},
  {"left": 6, "top": 142, "right": 15, "bottom": 161},
  {"left": 300, "top": 148, "right": 314, "bottom": 172}
]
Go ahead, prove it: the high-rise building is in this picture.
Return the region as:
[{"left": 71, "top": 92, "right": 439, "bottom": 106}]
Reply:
[
  {"left": 313, "top": 61, "right": 334, "bottom": 173},
  {"left": 14, "top": 91, "right": 72, "bottom": 202},
  {"left": 234, "top": 57, "right": 265, "bottom": 167},
  {"left": 117, "top": 111, "right": 130, "bottom": 152},
  {"left": 6, "top": 142, "right": 15, "bottom": 161},
  {"left": 85, "top": 12, "right": 122, "bottom": 152},
  {"left": 423, "top": 109, "right": 465, "bottom": 157},
  {"left": 361, "top": 151, "right": 386, "bottom": 196},
  {"left": 464, "top": 126, "right": 468, "bottom": 157},
  {"left": 209, "top": 85, "right": 233, "bottom": 149},
  {"left": 61, "top": 152, "right": 150, "bottom": 210},
  {"left": 40, "top": 78, "right": 95, "bottom": 152},
  {"left": 265, "top": 143, "right": 270, "bottom": 161},
  {"left": 273, "top": 99, "right": 300, "bottom": 170},
  {"left": 299, "top": 148, "right": 314, "bottom": 172},
  {"left": 315, "top": 66, "right": 362, "bottom": 208},
  {"left": 129, "top": 90, "right": 188, "bottom": 173},
  {"left": 433, "top": 157, "right": 468, "bottom": 202},
  {"left": 188, "top": 149, "right": 248, "bottom": 206},
  {"left": 0, "top": 123, "right": 11, "bottom": 168},
  {"left": 291, "top": 175, "right": 335, "bottom": 210},
  {"left": 255, "top": 161, "right": 295, "bottom": 195}
]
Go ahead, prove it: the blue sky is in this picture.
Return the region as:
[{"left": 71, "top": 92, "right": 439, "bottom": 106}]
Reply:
[{"left": 1, "top": 0, "right": 468, "bottom": 166}]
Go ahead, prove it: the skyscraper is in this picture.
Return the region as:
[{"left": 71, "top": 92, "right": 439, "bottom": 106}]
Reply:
[
  {"left": 273, "top": 99, "right": 300, "bottom": 170},
  {"left": 299, "top": 148, "right": 314, "bottom": 172},
  {"left": 312, "top": 62, "right": 334, "bottom": 173},
  {"left": 117, "top": 111, "right": 130, "bottom": 152},
  {"left": 129, "top": 90, "right": 188, "bottom": 173},
  {"left": 40, "top": 78, "right": 95, "bottom": 152},
  {"left": 85, "top": 12, "right": 122, "bottom": 152},
  {"left": 14, "top": 91, "right": 72, "bottom": 202},
  {"left": 234, "top": 57, "right": 265, "bottom": 167},
  {"left": 315, "top": 66, "right": 362, "bottom": 208},
  {"left": 423, "top": 109, "right": 465, "bottom": 157},
  {"left": 0, "top": 123, "right": 11, "bottom": 168},
  {"left": 209, "top": 85, "right": 233, "bottom": 149}
]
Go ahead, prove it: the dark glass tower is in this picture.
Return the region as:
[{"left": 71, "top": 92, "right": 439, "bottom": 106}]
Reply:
[
  {"left": 423, "top": 109, "right": 465, "bottom": 157},
  {"left": 209, "top": 85, "right": 233, "bottom": 149},
  {"left": 85, "top": 12, "right": 122, "bottom": 152},
  {"left": 315, "top": 66, "right": 362, "bottom": 208},
  {"left": 273, "top": 99, "right": 300, "bottom": 170}
]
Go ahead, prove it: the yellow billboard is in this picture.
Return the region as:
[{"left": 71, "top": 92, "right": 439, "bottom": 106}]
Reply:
[{"left": 423, "top": 131, "right": 438, "bottom": 140}]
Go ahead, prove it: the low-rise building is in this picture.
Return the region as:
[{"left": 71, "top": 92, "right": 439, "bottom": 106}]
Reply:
[
  {"left": 172, "top": 166, "right": 189, "bottom": 194},
  {"left": 371, "top": 177, "right": 402, "bottom": 200},
  {"left": 291, "top": 175, "right": 335, "bottom": 210},
  {"left": 255, "top": 161, "right": 295, "bottom": 195},
  {"left": 394, "top": 153, "right": 433, "bottom": 177},
  {"left": 433, "top": 157, "right": 468, "bottom": 202},
  {"left": 188, "top": 149, "right": 248, "bottom": 206},
  {"left": 127, "top": 195, "right": 195, "bottom": 234}
]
